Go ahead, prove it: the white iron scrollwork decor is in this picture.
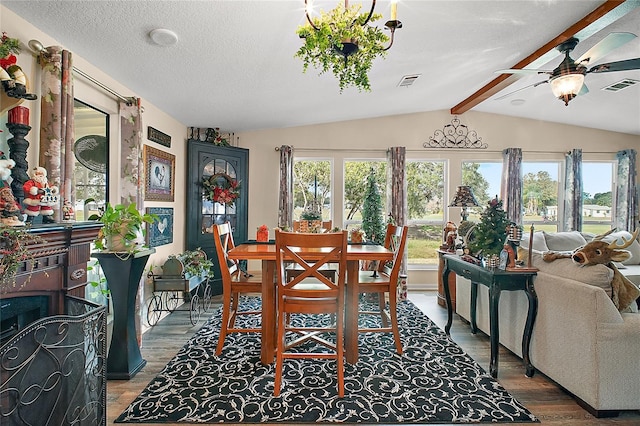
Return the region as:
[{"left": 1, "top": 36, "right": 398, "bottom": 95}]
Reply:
[{"left": 423, "top": 117, "right": 487, "bottom": 149}]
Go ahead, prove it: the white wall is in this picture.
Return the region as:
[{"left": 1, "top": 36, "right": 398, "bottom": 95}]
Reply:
[{"left": 237, "top": 110, "right": 640, "bottom": 287}]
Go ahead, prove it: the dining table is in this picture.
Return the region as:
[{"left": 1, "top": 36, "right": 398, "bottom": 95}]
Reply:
[{"left": 227, "top": 241, "right": 394, "bottom": 365}]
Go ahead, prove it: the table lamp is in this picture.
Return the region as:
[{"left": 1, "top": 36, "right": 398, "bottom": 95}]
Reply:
[{"left": 449, "top": 185, "right": 479, "bottom": 222}]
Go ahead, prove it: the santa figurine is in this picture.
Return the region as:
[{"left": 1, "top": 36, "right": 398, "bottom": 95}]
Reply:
[
  {"left": 23, "top": 166, "right": 59, "bottom": 224},
  {"left": 0, "top": 151, "right": 24, "bottom": 226}
]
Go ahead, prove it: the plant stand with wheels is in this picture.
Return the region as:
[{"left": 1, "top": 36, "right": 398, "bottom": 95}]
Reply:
[
  {"left": 92, "top": 248, "right": 155, "bottom": 380},
  {"left": 146, "top": 255, "right": 212, "bottom": 327}
]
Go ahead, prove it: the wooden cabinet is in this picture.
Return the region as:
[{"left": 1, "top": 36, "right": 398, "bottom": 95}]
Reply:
[
  {"left": 437, "top": 249, "right": 457, "bottom": 311},
  {"left": 186, "top": 141, "right": 249, "bottom": 295}
]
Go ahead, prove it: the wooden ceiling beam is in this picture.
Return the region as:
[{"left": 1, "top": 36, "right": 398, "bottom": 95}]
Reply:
[{"left": 450, "top": 0, "right": 628, "bottom": 115}]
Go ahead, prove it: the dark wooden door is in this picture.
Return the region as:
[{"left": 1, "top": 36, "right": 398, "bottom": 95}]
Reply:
[{"left": 186, "top": 141, "right": 249, "bottom": 295}]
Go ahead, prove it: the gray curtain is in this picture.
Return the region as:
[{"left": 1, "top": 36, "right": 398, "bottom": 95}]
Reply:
[
  {"left": 388, "top": 146, "right": 407, "bottom": 300},
  {"left": 563, "top": 149, "right": 583, "bottom": 231},
  {"left": 615, "top": 149, "right": 638, "bottom": 232},
  {"left": 278, "top": 145, "right": 294, "bottom": 229},
  {"left": 119, "top": 98, "right": 144, "bottom": 207},
  {"left": 500, "top": 148, "right": 523, "bottom": 224}
]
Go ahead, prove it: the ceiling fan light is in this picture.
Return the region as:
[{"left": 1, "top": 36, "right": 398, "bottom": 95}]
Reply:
[{"left": 550, "top": 74, "right": 585, "bottom": 105}]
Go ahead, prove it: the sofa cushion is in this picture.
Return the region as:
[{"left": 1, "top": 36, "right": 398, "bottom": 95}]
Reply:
[
  {"left": 520, "top": 231, "right": 549, "bottom": 252},
  {"left": 527, "top": 249, "right": 613, "bottom": 297},
  {"left": 542, "top": 231, "right": 587, "bottom": 252},
  {"left": 599, "top": 230, "right": 640, "bottom": 265}
]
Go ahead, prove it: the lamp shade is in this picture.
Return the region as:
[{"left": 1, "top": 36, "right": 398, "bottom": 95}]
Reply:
[
  {"left": 449, "top": 185, "right": 479, "bottom": 208},
  {"left": 549, "top": 73, "right": 584, "bottom": 98}
]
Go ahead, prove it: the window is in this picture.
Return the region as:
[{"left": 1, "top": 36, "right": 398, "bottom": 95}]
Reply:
[
  {"left": 461, "top": 161, "right": 500, "bottom": 221},
  {"left": 343, "top": 160, "right": 386, "bottom": 231},
  {"left": 406, "top": 160, "right": 445, "bottom": 266},
  {"left": 582, "top": 162, "right": 614, "bottom": 234},
  {"left": 74, "top": 99, "right": 109, "bottom": 306},
  {"left": 522, "top": 162, "right": 560, "bottom": 232},
  {"left": 73, "top": 99, "right": 108, "bottom": 221},
  {"left": 293, "top": 159, "right": 332, "bottom": 221}
]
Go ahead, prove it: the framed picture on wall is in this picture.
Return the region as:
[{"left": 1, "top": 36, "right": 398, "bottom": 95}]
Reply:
[
  {"left": 146, "top": 207, "right": 173, "bottom": 247},
  {"left": 144, "top": 145, "right": 175, "bottom": 201}
]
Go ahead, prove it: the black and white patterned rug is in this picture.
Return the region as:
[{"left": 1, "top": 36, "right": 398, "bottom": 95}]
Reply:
[{"left": 115, "top": 298, "right": 537, "bottom": 424}]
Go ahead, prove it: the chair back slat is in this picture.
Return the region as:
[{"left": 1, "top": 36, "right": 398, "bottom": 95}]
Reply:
[
  {"left": 378, "top": 224, "right": 409, "bottom": 281},
  {"left": 275, "top": 230, "right": 347, "bottom": 297}
]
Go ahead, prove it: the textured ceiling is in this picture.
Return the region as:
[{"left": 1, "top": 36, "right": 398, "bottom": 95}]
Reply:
[{"left": 4, "top": 1, "right": 640, "bottom": 135}]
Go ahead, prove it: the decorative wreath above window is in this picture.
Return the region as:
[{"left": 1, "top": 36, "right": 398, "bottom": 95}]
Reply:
[{"left": 202, "top": 173, "right": 241, "bottom": 206}]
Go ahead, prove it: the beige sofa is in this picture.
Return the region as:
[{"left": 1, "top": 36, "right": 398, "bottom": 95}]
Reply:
[{"left": 455, "top": 231, "right": 640, "bottom": 417}]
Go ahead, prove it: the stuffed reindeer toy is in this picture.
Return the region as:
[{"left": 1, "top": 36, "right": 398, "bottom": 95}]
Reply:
[{"left": 543, "top": 229, "right": 640, "bottom": 311}]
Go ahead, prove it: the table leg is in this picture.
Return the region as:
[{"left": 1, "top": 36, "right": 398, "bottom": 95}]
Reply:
[
  {"left": 470, "top": 281, "right": 478, "bottom": 334},
  {"left": 489, "top": 285, "right": 501, "bottom": 378},
  {"left": 345, "top": 260, "right": 360, "bottom": 364},
  {"left": 523, "top": 276, "right": 538, "bottom": 377},
  {"left": 261, "top": 260, "right": 276, "bottom": 365},
  {"left": 441, "top": 266, "right": 453, "bottom": 335}
]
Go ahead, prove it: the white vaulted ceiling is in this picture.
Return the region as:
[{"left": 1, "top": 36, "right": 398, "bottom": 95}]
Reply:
[{"left": 4, "top": 1, "right": 640, "bottom": 135}]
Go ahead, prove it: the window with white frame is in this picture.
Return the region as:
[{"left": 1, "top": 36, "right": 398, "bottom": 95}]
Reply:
[
  {"left": 522, "top": 162, "right": 560, "bottom": 232},
  {"left": 582, "top": 161, "right": 614, "bottom": 234},
  {"left": 343, "top": 160, "right": 387, "bottom": 231},
  {"left": 461, "top": 161, "right": 500, "bottom": 221},
  {"left": 293, "top": 159, "right": 332, "bottom": 221},
  {"left": 406, "top": 160, "right": 445, "bottom": 266}
]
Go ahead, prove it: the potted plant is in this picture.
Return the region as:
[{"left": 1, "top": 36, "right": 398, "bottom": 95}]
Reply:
[
  {"left": 93, "top": 203, "right": 157, "bottom": 253},
  {"left": 176, "top": 248, "right": 213, "bottom": 279},
  {"left": 295, "top": 2, "right": 389, "bottom": 92}
]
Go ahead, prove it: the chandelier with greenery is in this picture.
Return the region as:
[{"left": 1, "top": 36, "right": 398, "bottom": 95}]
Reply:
[{"left": 295, "top": 0, "right": 402, "bottom": 92}]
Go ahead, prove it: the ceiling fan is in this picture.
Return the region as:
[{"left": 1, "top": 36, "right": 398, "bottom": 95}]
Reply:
[{"left": 496, "top": 32, "right": 640, "bottom": 106}]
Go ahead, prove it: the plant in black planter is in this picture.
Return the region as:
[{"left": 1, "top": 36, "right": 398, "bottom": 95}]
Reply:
[{"left": 93, "top": 203, "right": 157, "bottom": 253}]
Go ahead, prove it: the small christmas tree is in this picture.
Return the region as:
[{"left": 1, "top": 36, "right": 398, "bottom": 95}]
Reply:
[
  {"left": 468, "top": 196, "right": 509, "bottom": 257},
  {"left": 362, "top": 168, "right": 386, "bottom": 245}
]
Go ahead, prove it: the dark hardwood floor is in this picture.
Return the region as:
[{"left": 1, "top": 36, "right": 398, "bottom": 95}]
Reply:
[{"left": 107, "top": 291, "right": 640, "bottom": 425}]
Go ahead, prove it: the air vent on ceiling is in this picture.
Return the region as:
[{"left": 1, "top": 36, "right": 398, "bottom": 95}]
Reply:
[
  {"left": 398, "top": 74, "right": 421, "bottom": 87},
  {"left": 602, "top": 78, "right": 639, "bottom": 92}
]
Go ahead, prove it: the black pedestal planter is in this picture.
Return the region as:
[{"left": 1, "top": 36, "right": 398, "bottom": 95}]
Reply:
[{"left": 92, "top": 249, "right": 155, "bottom": 380}]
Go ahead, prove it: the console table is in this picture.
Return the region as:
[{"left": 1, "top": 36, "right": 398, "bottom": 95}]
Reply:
[{"left": 441, "top": 254, "right": 537, "bottom": 378}]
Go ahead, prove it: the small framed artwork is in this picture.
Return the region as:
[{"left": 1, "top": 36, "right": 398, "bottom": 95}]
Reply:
[
  {"left": 146, "top": 207, "right": 174, "bottom": 247},
  {"left": 144, "top": 145, "right": 175, "bottom": 201}
]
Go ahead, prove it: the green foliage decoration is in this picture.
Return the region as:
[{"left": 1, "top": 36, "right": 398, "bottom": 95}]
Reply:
[
  {"left": 362, "top": 168, "right": 386, "bottom": 245},
  {"left": 93, "top": 203, "right": 158, "bottom": 253},
  {"left": 0, "top": 225, "right": 46, "bottom": 292},
  {"left": 0, "top": 32, "right": 21, "bottom": 59},
  {"left": 295, "top": 3, "right": 389, "bottom": 92},
  {"left": 468, "top": 197, "right": 509, "bottom": 258},
  {"left": 177, "top": 249, "right": 213, "bottom": 278}
]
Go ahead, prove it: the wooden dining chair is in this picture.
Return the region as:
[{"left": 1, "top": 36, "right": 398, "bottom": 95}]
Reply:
[
  {"left": 286, "top": 220, "right": 336, "bottom": 281},
  {"left": 213, "top": 222, "right": 263, "bottom": 356},
  {"left": 357, "top": 224, "right": 408, "bottom": 355},
  {"left": 274, "top": 229, "right": 348, "bottom": 397}
]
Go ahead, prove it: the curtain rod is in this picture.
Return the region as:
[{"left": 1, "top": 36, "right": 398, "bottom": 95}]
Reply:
[
  {"left": 73, "top": 66, "right": 136, "bottom": 105},
  {"left": 275, "top": 147, "right": 617, "bottom": 155},
  {"left": 28, "top": 39, "right": 136, "bottom": 105}
]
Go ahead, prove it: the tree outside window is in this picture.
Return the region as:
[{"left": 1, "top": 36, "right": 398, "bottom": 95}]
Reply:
[{"left": 293, "top": 159, "right": 331, "bottom": 221}]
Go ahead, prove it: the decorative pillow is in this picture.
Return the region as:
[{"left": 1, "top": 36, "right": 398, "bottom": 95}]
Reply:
[
  {"left": 600, "top": 231, "right": 640, "bottom": 266},
  {"left": 520, "top": 231, "right": 549, "bottom": 252},
  {"left": 542, "top": 231, "right": 587, "bottom": 252},
  {"left": 525, "top": 249, "right": 613, "bottom": 297}
]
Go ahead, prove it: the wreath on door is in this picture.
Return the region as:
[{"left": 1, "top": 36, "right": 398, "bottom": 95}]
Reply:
[{"left": 202, "top": 173, "right": 241, "bottom": 206}]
